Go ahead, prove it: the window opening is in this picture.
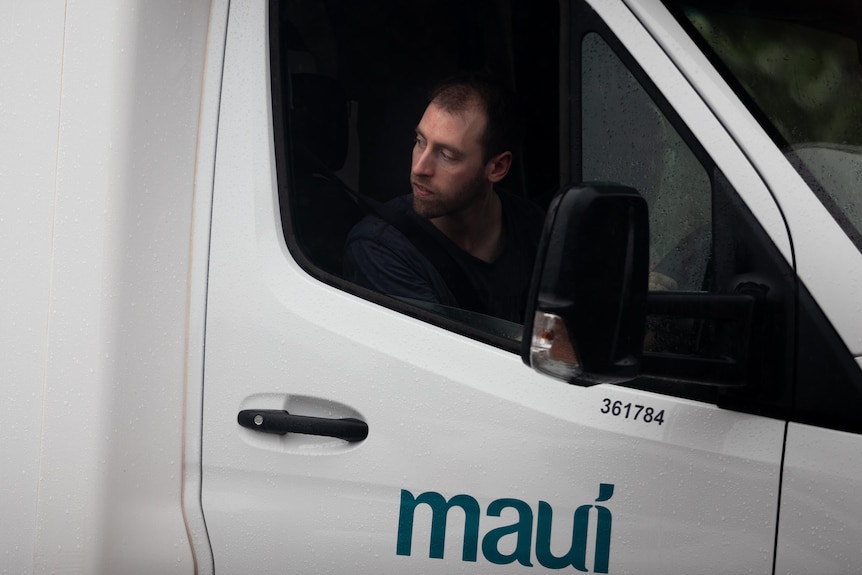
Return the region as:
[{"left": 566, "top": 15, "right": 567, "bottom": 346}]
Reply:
[{"left": 270, "top": 0, "right": 561, "bottom": 351}]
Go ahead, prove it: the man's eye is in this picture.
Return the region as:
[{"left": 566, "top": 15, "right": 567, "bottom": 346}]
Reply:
[
  {"left": 440, "top": 151, "right": 456, "bottom": 161},
  {"left": 414, "top": 138, "right": 425, "bottom": 149}
]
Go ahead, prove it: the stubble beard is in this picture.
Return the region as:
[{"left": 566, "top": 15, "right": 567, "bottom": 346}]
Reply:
[{"left": 411, "top": 171, "right": 488, "bottom": 220}]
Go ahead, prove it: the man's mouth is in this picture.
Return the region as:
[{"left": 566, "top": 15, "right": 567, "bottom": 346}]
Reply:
[{"left": 412, "top": 181, "right": 433, "bottom": 197}]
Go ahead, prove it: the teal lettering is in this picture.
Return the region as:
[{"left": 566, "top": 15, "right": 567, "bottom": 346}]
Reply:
[
  {"left": 535, "top": 484, "right": 614, "bottom": 572},
  {"left": 396, "top": 489, "right": 480, "bottom": 561},
  {"left": 481, "top": 498, "right": 534, "bottom": 566},
  {"left": 535, "top": 501, "right": 590, "bottom": 571},
  {"left": 396, "top": 484, "right": 614, "bottom": 572},
  {"left": 595, "top": 483, "right": 614, "bottom": 503},
  {"left": 593, "top": 506, "right": 612, "bottom": 573},
  {"left": 593, "top": 484, "right": 614, "bottom": 574}
]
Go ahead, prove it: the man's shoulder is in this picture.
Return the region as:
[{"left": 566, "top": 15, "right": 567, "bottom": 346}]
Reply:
[
  {"left": 346, "top": 194, "right": 414, "bottom": 245},
  {"left": 342, "top": 194, "right": 454, "bottom": 305}
]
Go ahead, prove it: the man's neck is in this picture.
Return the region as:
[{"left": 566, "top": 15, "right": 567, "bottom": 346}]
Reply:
[{"left": 431, "top": 190, "right": 504, "bottom": 263}]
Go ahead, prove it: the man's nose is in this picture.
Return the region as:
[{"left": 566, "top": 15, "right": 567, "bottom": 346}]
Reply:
[{"left": 412, "top": 148, "right": 433, "bottom": 176}]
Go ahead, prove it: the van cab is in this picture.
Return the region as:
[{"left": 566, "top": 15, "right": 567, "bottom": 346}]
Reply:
[{"left": 3, "top": 0, "right": 861, "bottom": 573}]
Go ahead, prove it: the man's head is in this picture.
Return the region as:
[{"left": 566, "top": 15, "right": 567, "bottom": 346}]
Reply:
[{"left": 411, "top": 74, "right": 521, "bottom": 220}]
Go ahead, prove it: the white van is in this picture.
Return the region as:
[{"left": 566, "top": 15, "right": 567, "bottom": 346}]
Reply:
[{"left": 3, "top": 0, "right": 861, "bottom": 573}]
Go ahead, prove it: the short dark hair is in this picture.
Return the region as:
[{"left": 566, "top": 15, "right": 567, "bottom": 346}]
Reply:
[{"left": 429, "top": 73, "right": 523, "bottom": 163}]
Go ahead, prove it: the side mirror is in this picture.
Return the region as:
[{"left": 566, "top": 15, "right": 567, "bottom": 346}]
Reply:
[{"left": 522, "top": 184, "right": 649, "bottom": 386}]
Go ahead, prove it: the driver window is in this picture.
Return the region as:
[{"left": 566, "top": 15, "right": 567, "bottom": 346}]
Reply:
[{"left": 271, "top": 0, "right": 562, "bottom": 351}]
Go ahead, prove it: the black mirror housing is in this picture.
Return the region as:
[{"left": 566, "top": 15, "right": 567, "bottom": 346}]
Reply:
[{"left": 522, "top": 184, "right": 649, "bottom": 385}]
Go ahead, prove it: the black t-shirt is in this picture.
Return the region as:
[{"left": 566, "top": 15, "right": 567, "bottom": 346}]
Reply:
[{"left": 343, "top": 191, "right": 545, "bottom": 323}]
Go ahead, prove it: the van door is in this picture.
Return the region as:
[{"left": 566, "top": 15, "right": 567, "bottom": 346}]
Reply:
[{"left": 200, "top": 0, "right": 791, "bottom": 572}]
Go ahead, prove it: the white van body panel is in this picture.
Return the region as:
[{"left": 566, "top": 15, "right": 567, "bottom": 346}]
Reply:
[
  {"left": 777, "top": 423, "right": 862, "bottom": 573},
  {"left": 1, "top": 3, "right": 66, "bottom": 571},
  {"left": 1, "top": 1, "right": 211, "bottom": 572},
  {"left": 180, "top": 1, "right": 230, "bottom": 573}
]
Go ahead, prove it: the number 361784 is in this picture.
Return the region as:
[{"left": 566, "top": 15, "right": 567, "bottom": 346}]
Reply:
[{"left": 600, "top": 398, "right": 665, "bottom": 425}]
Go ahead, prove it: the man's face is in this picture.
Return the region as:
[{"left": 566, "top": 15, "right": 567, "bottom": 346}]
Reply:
[{"left": 411, "top": 101, "right": 490, "bottom": 219}]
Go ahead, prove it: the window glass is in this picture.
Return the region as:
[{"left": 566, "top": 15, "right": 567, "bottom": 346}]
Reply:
[
  {"left": 668, "top": 0, "right": 862, "bottom": 249},
  {"left": 270, "top": 0, "right": 561, "bottom": 351},
  {"left": 582, "top": 33, "right": 711, "bottom": 291}
]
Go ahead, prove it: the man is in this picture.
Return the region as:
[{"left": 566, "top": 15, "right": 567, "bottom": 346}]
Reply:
[{"left": 343, "top": 74, "right": 545, "bottom": 324}]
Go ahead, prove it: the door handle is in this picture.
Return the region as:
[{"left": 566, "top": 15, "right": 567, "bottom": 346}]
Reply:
[{"left": 237, "top": 409, "right": 368, "bottom": 442}]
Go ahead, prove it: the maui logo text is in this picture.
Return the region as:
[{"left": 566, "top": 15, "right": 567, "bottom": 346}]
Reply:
[{"left": 396, "top": 484, "right": 614, "bottom": 572}]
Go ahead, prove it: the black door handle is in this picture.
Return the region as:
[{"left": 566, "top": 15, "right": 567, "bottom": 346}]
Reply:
[{"left": 237, "top": 409, "right": 368, "bottom": 442}]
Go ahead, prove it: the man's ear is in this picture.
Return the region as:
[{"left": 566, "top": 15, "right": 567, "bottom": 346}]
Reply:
[{"left": 486, "top": 151, "right": 512, "bottom": 183}]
